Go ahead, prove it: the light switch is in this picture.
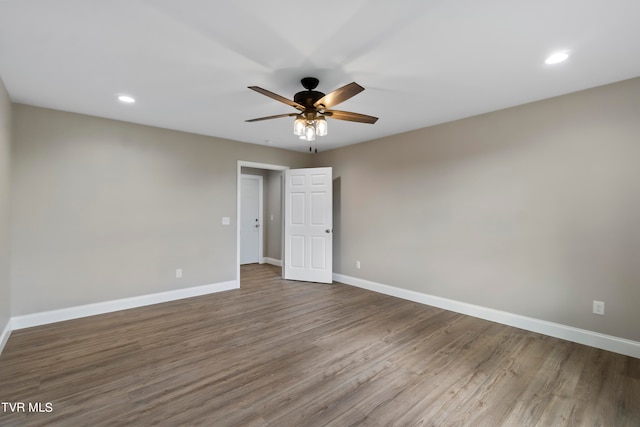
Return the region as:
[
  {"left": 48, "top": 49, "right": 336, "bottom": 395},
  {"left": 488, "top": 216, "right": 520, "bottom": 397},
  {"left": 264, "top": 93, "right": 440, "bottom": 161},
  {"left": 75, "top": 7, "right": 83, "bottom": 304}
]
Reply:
[{"left": 222, "top": 217, "right": 230, "bottom": 225}]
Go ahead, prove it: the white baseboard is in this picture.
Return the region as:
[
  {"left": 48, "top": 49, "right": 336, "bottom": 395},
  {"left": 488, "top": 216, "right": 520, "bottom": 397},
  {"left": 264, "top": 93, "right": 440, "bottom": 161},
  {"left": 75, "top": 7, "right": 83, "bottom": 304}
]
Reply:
[
  {"left": 334, "top": 273, "right": 640, "bottom": 359},
  {"left": 11, "top": 280, "right": 238, "bottom": 331},
  {"left": 263, "top": 257, "right": 282, "bottom": 267},
  {"left": 0, "top": 318, "right": 11, "bottom": 355}
]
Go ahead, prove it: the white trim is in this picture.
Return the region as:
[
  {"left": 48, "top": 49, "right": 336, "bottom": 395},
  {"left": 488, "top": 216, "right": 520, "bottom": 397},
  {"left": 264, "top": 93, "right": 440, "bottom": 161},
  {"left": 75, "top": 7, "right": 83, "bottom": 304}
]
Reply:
[
  {"left": 11, "top": 280, "right": 238, "bottom": 330},
  {"left": 263, "top": 257, "right": 283, "bottom": 267},
  {"left": 0, "top": 319, "right": 11, "bottom": 355},
  {"left": 334, "top": 273, "right": 640, "bottom": 359},
  {"left": 238, "top": 161, "right": 290, "bottom": 170}
]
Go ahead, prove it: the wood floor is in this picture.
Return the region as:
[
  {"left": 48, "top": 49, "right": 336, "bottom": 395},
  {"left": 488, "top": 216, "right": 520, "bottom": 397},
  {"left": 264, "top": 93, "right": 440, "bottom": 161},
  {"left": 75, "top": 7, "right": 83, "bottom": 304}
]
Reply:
[{"left": 1, "top": 264, "right": 639, "bottom": 426}]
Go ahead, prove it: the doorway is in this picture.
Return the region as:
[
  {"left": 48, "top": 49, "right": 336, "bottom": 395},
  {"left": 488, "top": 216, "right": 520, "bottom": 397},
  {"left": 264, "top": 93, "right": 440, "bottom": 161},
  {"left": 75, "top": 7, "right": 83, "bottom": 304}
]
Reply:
[{"left": 237, "top": 161, "right": 289, "bottom": 285}]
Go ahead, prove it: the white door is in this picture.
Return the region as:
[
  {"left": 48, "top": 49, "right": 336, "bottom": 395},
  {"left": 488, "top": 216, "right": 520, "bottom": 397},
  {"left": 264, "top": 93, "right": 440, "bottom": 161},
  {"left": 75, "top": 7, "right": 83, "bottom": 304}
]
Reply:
[
  {"left": 240, "top": 175, "right": 263, "bottom": 264},
  {"left": 284, "top": 167, "right": 333, "bottom": 283}
]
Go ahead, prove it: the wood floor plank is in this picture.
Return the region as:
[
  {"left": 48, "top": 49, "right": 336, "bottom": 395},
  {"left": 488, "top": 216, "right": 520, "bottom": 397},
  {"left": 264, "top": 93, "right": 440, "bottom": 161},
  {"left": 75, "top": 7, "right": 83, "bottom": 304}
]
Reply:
[{"left": 1, "top": 263, "right": 638, "bottom": 426}]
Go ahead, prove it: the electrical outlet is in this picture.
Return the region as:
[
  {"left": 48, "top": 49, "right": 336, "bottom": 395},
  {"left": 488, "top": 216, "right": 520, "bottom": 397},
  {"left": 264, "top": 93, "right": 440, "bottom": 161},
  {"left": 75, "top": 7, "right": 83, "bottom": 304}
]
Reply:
[
  {"left": 593, "top": 300, "right": 604, "bottom": 315},
  {"left": 176, "top": 269, "right": 183, "bottom": 279},
  {"left": 356, "top": 260, "right": 361, "bottom": 269}
]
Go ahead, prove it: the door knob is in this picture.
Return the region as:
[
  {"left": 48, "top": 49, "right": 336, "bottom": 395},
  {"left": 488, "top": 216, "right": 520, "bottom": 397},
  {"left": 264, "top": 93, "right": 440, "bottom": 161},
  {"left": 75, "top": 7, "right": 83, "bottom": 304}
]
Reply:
[{"left": 325, "top": 229, "right": 332, "bottom": 234}]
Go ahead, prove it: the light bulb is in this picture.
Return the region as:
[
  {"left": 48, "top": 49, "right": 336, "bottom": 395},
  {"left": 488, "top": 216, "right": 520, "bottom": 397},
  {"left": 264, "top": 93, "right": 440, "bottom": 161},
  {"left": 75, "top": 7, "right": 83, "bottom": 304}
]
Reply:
[
  {"left": 293, "top": 116, "right": 306, "bottom": 136},
  {"left": 305, "top": 124, "right": 316, "bottom": 141},
  {"left": 316, "top": 117, "right": 328, "bottom": 136}
]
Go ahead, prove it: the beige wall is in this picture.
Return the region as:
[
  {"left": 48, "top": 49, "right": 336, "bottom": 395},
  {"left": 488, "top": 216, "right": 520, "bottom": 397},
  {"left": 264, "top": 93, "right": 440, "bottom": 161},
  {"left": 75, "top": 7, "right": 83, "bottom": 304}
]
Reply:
[
  {"left": 6, "top": 77, "right": 640, "bottom": 344},
  {"left": 0, "top": 76, "right": 11, "bottom": 333},
  {"left": 10, "top": 105, "right": 310, "bottom": 316},
  {"left": 265, "top": 169, "right": 283, "bottom": 261},
  {"left": 315, "top": 77, "right": 640, "bottom": 342}
]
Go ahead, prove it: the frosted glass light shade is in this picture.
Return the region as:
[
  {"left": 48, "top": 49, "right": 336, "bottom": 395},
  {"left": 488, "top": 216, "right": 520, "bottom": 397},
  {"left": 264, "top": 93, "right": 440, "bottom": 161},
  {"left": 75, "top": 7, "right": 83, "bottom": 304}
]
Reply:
[
  {"left": 316, "top": 117, "right": 328, "bottom": 136},
  {"left": 305, "top": 124, "right": 316, "bottom": 141},
  {"left": 293, "top": 116, "right": 306, "bottom": 136}
]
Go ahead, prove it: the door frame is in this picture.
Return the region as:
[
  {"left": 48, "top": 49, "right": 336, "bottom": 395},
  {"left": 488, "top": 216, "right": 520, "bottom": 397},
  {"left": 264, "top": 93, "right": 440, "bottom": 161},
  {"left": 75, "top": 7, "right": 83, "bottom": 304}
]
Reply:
[
  {"left": 237, "top": 161, "right": 289, "bottom": 286},
  {"left": 240, "top": 174, "right": 263, "bottom": 265}
]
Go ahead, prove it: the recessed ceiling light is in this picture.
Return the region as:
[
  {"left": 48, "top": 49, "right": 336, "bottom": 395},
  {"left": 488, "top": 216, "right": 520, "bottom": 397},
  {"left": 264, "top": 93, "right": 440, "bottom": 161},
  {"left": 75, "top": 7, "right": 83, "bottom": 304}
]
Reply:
[
  {"left": 117, "top": 95, "right": 136, "bottom": 103},
  {"left": 545, "top": 51, "right": 570, "bottom": 65}
]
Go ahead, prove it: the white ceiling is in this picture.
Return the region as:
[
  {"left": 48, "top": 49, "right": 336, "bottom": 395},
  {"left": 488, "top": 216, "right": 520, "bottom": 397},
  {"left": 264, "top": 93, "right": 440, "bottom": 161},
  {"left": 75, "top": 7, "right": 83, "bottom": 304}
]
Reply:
[{"left": 1, "top": 0, "right": 640, "bottom": 152}]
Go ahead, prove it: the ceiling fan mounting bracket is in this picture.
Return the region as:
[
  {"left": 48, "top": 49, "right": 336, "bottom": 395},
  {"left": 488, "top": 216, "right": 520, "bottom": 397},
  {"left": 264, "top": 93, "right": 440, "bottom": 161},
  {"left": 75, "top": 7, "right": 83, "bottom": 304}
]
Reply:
[{"left": 300, "top": 77, "right": 319, "bottom": 90}]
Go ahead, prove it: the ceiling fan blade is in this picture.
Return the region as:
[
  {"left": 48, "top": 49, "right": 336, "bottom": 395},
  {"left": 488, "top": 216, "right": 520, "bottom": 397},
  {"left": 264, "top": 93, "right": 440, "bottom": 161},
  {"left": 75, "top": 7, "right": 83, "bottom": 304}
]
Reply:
[
  {"left": 248, "top": 86, "right": 305, "bottom": 111},
  {"left": 325, "top": 110, "right": 378, "bottom": 124},
  {"left": 314, "top": 82, "right": 364, "bottom": 109},
  {"left": 245, "top": 113, "right": 298, "bottom": 122}
]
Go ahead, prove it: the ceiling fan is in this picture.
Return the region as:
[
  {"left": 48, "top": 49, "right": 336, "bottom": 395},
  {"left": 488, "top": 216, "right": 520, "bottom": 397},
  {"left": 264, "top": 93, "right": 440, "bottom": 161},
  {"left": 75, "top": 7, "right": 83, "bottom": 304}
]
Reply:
[{"left": 246, "top": 77, "right": 378, "bottom": 149}]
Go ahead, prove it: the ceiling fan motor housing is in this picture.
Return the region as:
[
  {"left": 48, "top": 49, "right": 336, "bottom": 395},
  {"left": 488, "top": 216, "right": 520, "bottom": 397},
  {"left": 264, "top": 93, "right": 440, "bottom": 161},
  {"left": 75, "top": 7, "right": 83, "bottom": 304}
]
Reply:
[{"left": 294, "top": 90, "right": 325, "bottom": 108}]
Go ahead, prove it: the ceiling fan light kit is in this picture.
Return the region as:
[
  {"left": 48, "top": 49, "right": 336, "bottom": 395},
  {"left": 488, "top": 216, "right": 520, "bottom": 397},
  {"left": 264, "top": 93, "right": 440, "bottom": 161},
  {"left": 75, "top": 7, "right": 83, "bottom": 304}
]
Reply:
[
  {"left": 293, "top": 114, "right": 327, "bottom": 141},
  {"left": 246, "top": 77, "right": 378, "bottom": 150}
]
